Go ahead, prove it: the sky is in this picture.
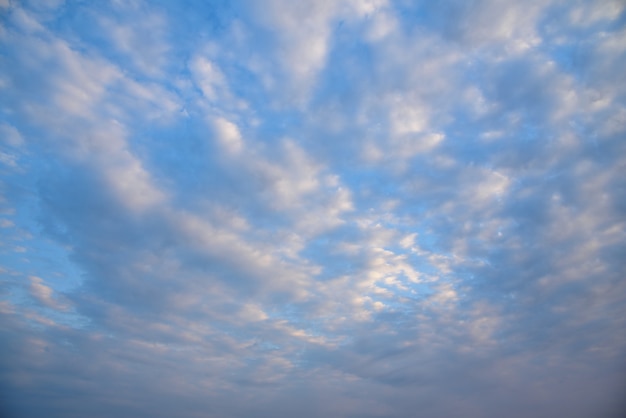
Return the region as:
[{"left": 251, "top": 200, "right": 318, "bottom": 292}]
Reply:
[{"left": 0, "top": 0, "right": 625, "bottom": 417}]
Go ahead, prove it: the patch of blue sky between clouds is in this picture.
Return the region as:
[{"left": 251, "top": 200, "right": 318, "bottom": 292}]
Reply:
[{"left": 1, "top": 1, "right": 626, "bottom": 418}]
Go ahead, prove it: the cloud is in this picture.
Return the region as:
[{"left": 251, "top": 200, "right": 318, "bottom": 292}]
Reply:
[
  {"left": 1, "top": 1, "right": 625, "bottom": 418},
  {"left": 97, "top": 6, "right": 170, "bottom": 78},
  {"left": 210, "top": 116, "right": 243, "bottom": 155},
  {"left": 27, "top": 276, "right": 69, "bottom": 311},
  {"left": 0, "top": 124, "right": 24, "bottom": 148},
  {"left": 189, "top": 56, "right": 227, "bottom": 102}
]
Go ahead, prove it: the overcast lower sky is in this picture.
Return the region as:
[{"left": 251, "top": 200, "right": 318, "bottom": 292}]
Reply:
[{"left": 1, "top": 0, "right": 625, "bottom": 417}]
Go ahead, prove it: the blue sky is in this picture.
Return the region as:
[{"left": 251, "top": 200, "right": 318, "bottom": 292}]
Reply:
[{"left": 1, "top": 0, "right": 625, "bottom": 417}]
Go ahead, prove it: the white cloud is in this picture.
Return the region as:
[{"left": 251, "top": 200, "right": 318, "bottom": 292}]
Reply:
[
  {"left": 568, "top": 0, "right": 625, "bottom": 27},
  {"left": 3, "top": 20, "right": 174, "bottom": 214},
  {"left": 364, "top": 8, "right": 397, "bottom": 41},
  {"left": 189, "top": 56, "right": 226, "bottom": 101},
  {"left": 211, "top": 117, "right": 243, "bottom": 155},
  {"left": 346, "top": 0, "right": 388, "bottom": 17},
  {"left": 0, "top": 151, "right": 18, "bottom": 168},
  {"left": 28, "top": 276, "right": 68, "bottom": 311},
  {"left": 247, "top": 0, "right": 399, "bottom": 104},
  {"left": 98, "top": 9, "right": 170, "bottom": 77},
  {"left": 250, "top": 0, "right": 338, "bottom": 102},
  {"left": 9, "top": 8, "right": 46, "bottom": 33},
  {"left": 103, "top": 148, "right": 167, "bottom": 212},
  {"left": 0, "top": 123, "right": 24, "bottom": 146},
  {"left": 389, "top": 99, "right": 430, "bottom": 135},
  {"left": 0, "top": 218, "right": 14, "bottom": 228}
]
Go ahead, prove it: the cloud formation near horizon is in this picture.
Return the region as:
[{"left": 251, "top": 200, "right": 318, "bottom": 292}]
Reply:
[{"left": 1, "top": 1, "right": 625, "bottom": 417}]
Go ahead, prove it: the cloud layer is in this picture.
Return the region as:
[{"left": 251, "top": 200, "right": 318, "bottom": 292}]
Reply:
[{"left": 1, "top": 1, "right": 625, "bottom": 417}]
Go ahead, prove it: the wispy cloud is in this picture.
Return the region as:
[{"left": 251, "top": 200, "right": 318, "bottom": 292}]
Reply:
[{"left": 1, "top": 0, "right": 625, "bottom": 417}]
